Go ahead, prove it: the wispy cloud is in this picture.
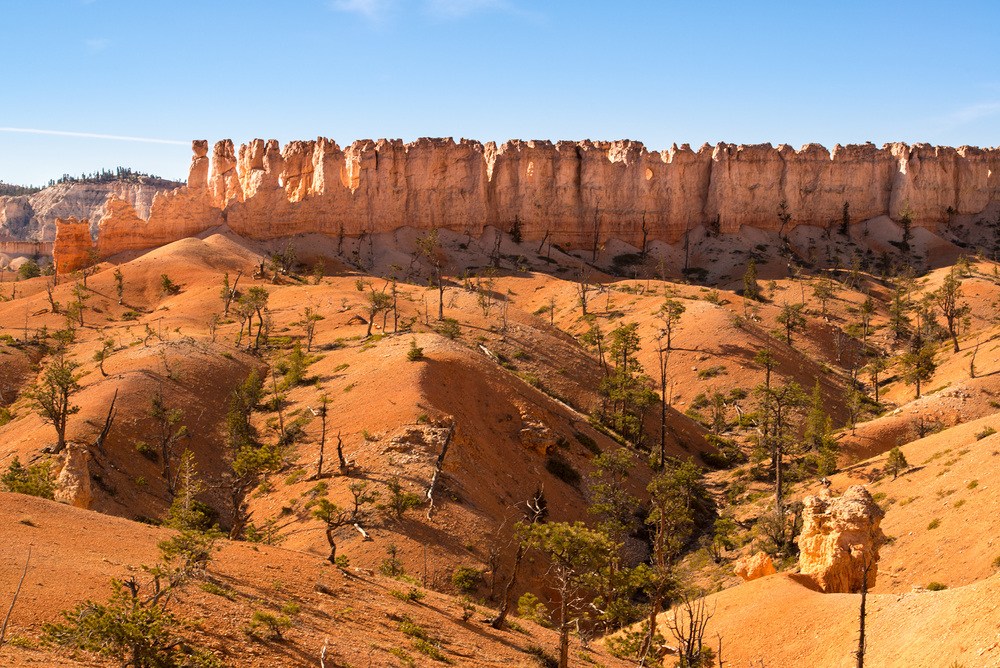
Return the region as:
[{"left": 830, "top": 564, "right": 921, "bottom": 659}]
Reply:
[
  {"left": 945, "top": 102, "right": 1000, "bottom": 125},
  {"left": 85, "top": 38, "right": 109, "bottom": 51},
  {"left": 330, "top": 0, "right": 528, "bottom": 22},
  {"left": 0, "top": 127, "right": 187, "bottom": 146}
]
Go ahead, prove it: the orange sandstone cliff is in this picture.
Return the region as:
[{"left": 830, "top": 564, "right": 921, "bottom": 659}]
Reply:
[{"left": 53, "top": 137, "right": 1000, "bottom": 270}]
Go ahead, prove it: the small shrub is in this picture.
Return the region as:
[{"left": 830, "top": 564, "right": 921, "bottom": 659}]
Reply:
[
  {"left": 43, "top": 578, "right": 219, "bottom": 666},
  {"left": 407, "top": 339, "right": 424, "bottom": 361},
  {"left": 517, "top": 592, "right": 551, "bottom": 627},
  {"left": 199, "top": 582, "right": 237, "bottom": 601},
  {"left": 390, "top": 587, "right": 426, "bottom": 603},
  {"left": 545, "top": 456, "right": 581, "bottom": 486},
  {"left": 975, "top": 427, "right": 996, "bottom": 440},
  {"left": 248, "top": 610, "right": 292, "bottom": 639},
  {"left": 17, "top": 259, "right": 41, "bottom": 279},
  {"left": 380, "top": 543, "right": 405, "bottom": 577},
  {"left": 574, "top": 431, "right": 601, "bottom": 455},
  {"left": 160, "top": 274, "right": 180, "bottom": 296},
  {"left": 459, "top": 595, "right": 476, "bottom": 622},
  {"left": 606, "top": 621, "right": 665, "bottom": 660},
  {"left": 121, "top": 310, "right": 140, "bottom": 321},
  {"left": 389, "top": 648, "right": 416, "bottom": 667},
  {"left": 436, "top": 318, "right": 461, "bottom": 339},
  {"left": 412, "top": 637, "right": 451, "bottom": 663},
  {"left": 135, "top": 441, "right": 158, "bottom": 462},
  {"left": 451, "top": 566, "right": 482, "bottom": 593},
  {"left": 927, "top": 518, "right": 941, "bottom": 530},
  {"left": 380, "top": 477, "right": 422, "bottom": 518},
  {"left": 2, "top": 457, "right": 55, "bottom": 499},
  {"left": 926, "top": 581, "right": 947, "bottom": 591},
  {"left": 524, "top": 643, "right": 558, "bottom": 668}
]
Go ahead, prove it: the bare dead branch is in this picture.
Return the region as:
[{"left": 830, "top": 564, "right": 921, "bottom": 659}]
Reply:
[
  {"left": 0, "top": 546, "right": 31, "bottom": 648},
  {"left": 425, "top": 423, "right": 456, "bottom": 519}
]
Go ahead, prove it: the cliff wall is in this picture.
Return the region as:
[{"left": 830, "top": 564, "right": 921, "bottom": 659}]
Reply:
[
  {"left": 61, "top": 138, "right": 1000, "bottom": 267},
  {"left": 1, "top": 180, "right": 182, "bottom": 243}
]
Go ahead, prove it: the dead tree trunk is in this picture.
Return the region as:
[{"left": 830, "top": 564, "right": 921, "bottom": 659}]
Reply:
[
  {"left": 425, "top": 424, "right": 456, "bottom": 519},
  {"left": 491, "top": 542, "right": 525, "bottom": 631},
  {"left": 94, "top": 389, "right": 118, "bottom": 455},
  {"left": 336, "top": 432, "right": 347, "bottom": 475},
  {"left": 0, "top": 546, "right": 30, "bottom": 648}
]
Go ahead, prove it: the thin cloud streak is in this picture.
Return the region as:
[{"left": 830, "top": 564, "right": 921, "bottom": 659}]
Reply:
[
  {"left": 0, "top": 127, "right": 187, "bottom": 145},
  {"left": 947, "top": 102, "right": 1000, "bottom": 125}
]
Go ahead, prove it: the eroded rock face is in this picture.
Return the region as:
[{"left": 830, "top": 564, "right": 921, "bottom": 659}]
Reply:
[
  {"left": 53, "top": 137, "right": 1000, "bottom": 271},
  {"left": 54, "top": 443, "right": 92, "bottom": 509},
  {"left": 797, "top": 486, "right": 886, "bottom": 593},
  {"left": 53, "top": 216, "right": 94, "bottom": 274},
  {"left": 188, "top": 140, "right": 210, "bottom": 191},
  {"left": 734, "top": 551, "right": 776, "bottom": 582}
]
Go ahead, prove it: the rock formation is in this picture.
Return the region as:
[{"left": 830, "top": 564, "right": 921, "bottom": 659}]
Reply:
[
  {"left": 45, "top": 137, "right": 1000, "bottom": 271},
  {"left": 54, "top": 443, "right": 92, "bottom": 509},
  {"left": 188, "top": 140, "right": 210, "bottom": 191},
  {"left": 797, "top": 486, "right": 886, "bottom": 593},
  {"left": 53, "top": 217, "right": 94, "bottom": 274},
  {"left": 734, "top": 551, "right": 777, "bottom": 582},
  {"left": 1, "top": 179, "right": 181, "bottom": 244}
]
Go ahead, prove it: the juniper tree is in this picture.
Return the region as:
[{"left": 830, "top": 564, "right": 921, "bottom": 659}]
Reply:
[
  {"left": 416, "top": 229, "right": 445, "bottom": 320},
  {"left": 900, "top": 331, "right": 936, "bottom": 399},
  {"left": 886, "top": 446, "right": 908, "bottom": 479},
  {"left": 23, "top": 352, "right": 81, "bottom": 454},
  {"left": 776, "top": 302, "right": 806, "bottom": 347},
  {"left": 753, "top": 381, "right": 808, "bottom": 509},
  {"left": 524, "top": 522, "right": 610, "bottom": 668},
  {"left": 934, "top": 269, "right": 970, "bottom": 353},
  {"left": 599, "top": 323, "right": 657, "bottom": 445},
  {"left": 587, "top": 448, "right": 640, "bottom": 627}
]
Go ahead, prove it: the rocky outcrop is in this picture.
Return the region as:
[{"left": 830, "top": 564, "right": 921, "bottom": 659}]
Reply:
[
  {"left": 734, "top": 551, "right": 777, "bottom": 582},
  {"left": 797, "top": 486, "right": 886, "bottom": 593},
  {"left": 53, "top": 217, "right": 94, "bottom": 274},
  {"left": 188, "top": 140, "right": 210, "bottom": 192},
  {"left": 54, "top": 443, "right": 92, "bottom": 509},
  {"left": 49, "top": 137, "right": 1000, "bottom": 269},
  {"left": 0, "top": 180, "right": 181, "bottom": 244}
]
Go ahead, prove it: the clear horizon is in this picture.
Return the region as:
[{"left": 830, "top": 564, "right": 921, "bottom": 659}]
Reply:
[{"left": 3, "top": 1, "right": 998, "bottom": 186}]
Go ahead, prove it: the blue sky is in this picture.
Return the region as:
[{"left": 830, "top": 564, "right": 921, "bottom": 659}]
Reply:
[{"left": 2, "top": 0, "right": 998, "bottom": 186}]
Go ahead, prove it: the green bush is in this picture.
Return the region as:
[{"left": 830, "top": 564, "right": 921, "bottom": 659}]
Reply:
[
  {"left": 574, "top": 431, "right": 601, "bottom": 455},
  {"left": 379, "top": 477, "right": 422, "bottom": 518},
  {"left": 451, "top": 566, "right": 482, "bottom": 593},
  {"left": 926, "top": 581, "right": 947, "bottom": 591},
  {"left": 545, "top": 456, "right": 581, "bottom": 486},
  {"left": 17, "top": 259, "right": 41, "bottom": 280},
  {"left": 407, "top": 339, "right": 424, "bottom": 361},
  {"left": 43, "top": 578, "right": 221, "bottom": 666},
  {"left": 436, "top": 318, "right": 461, "bottom": 339},
  {"left": 2, "top": 457, "right": 55, "bottom": 499},
  {"left": 248, "top": 610, "right": 292, "bottom": 639},
  {"left": 517, "top": 592, "right": 551, "bottom": 627}
]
